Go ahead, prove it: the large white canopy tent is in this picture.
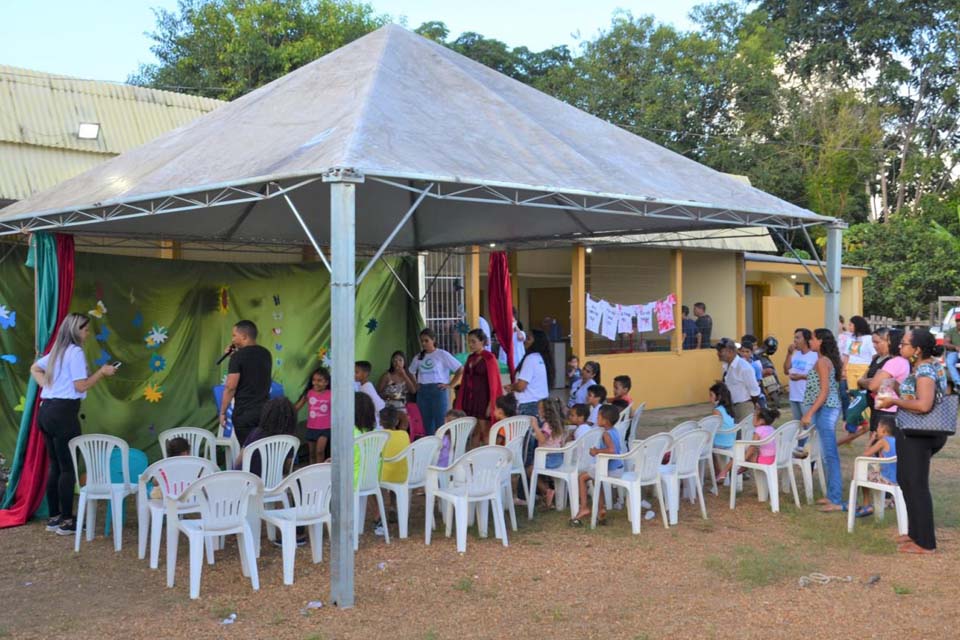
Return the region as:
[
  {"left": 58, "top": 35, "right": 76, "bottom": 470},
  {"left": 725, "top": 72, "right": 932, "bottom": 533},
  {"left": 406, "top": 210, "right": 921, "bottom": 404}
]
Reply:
[{"left": 0, "top": 24, "right": 843, "bottom": 606}]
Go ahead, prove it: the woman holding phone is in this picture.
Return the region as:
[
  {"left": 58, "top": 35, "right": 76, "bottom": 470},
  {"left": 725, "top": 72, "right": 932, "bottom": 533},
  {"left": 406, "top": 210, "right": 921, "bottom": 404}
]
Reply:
[{"left": 29, "top": 313, "right": 116, "bottom": 536}]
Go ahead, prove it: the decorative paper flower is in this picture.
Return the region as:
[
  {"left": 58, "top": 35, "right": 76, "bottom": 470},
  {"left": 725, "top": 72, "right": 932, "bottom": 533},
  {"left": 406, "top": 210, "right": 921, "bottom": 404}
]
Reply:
[
  {"left": 14, "top": 395, "right": 25, "bottom": 412},
  {"left": 144, "top": 324, "right": 168, "bottom": 349},
  {"left": 149, "top": 354, "right": 166, "bottom": 372},
  {"left": 143, "top": 383, "right": 163, "bottom": 403},
  {"left": 273, "top": 294, "right": 281, "bottom": 306},
  {"left": 317, "top": 346, "right": 328, "bottom": 362},
  {"left": 456, "top": 321, "right": 470, "bottom": 335},
  {"left": 132, "top": 311, "right": 143, "bottom": 328},
  {"left": 94, "top": 349, "right": 112, "bottom": 367},
  {"left": 217, "top": 286, "right": 229, "bottom": 315},
  {"left": 365, "top": 318, "right": 378, "bottom": 334},
  {"left": 276, "top": 359, "right": 283, "bottom": 368},
  {"left": 96, "top": 325, "right": 110, "bottom": 342},
  {"left": 0, "top": 305, "right": 16, "bottom": 330},
  {"left": 273, "top": 311, "right": 283, "bottom": 321},
  {"left": 272, "top": 328, "right": 282, "bottom": 336},
  {"left": 88, "top": 300, "right": 107, "bottom": 319},
  {"left": 1, "top": 354, "right": 18, "bottom": 364}
]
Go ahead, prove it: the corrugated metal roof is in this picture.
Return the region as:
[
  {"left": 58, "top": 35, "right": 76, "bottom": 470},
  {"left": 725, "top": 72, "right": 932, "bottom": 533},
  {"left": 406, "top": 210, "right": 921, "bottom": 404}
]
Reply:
[{"left": 0, "top": 65, "right": 223, "bottom": 200}]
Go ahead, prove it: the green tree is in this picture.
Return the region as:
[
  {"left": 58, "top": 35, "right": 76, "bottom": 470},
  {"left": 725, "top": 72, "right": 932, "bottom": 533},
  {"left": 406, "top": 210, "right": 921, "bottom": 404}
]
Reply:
[{"left": 129, "top": 0, "right": 388, "bottom": 99}]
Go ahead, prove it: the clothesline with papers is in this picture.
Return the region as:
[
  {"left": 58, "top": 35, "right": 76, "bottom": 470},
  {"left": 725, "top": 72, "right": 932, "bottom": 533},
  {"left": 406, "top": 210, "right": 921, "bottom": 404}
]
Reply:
[{"left": 585, "top": 293, "right": 677, "bottom": 341}]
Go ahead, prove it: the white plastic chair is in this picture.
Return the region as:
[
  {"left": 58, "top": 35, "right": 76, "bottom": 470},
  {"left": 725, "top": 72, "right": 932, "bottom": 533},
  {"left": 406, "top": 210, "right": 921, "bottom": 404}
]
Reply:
[
  {"left": 527, "top": 427, "right": 602, "bottom": 520},
  {"left": 489, "top": 416, "right": 530, "bottom": 531},
  {"left": 242, "top": 435, "right": 300, "bottom": 554},
  {"left": 215, "top": 422, "right": 241, "bottom": 469},
  {"left": 158, "top": 427, "right": 217, "bottom": 463},
  {"left": 380, "top": 436, "right": 441, "bottom": 538},
  {"left": 669, "top": 420, "right": 699, "bottom": 440},
  {"left": 353, "top": 431, "right": 391, "bottom": 550},
  {"left": 260, "top": 464, "right": 333, "bottom": 585},
  {"left": 166, "top": 471, "right": 262, "bottom": 599},
  {"left": 626, "top": 401, "right": 646, "bottom": 442},
  {"left": 591, "top": 433, "right": 672, "bottom": 532},
  {"left": 69, "top": 434, "right": 137, "bottom": 552},
  {"left": 612, "top": 408, "right": 631, "bottom": 452},
  {"left": 846, "top": 456, "right": 907, "bottom": 536},
  {"left": 137, "top": 456, "right": 218, "bottom": 569},
  {"left": 435, "top": 417, "right": 476, "bottom": 466},
  {"left": 425, "top": 445, "right": 512, "bottom": 553},
  {"left": 713, "top": 414, "right": 753, "bottom": 490},
  {"left": 666, "top": 430, "right": 710, "bottom": 520},
  {"left": 729, "top": 420, "right": 801, "bottom": 513},
  {"left": 792, "top": 426, "right": 828, "bottom": 504},
  {"left": 696, "top": 415, "right": 722, "bottom": 495}
]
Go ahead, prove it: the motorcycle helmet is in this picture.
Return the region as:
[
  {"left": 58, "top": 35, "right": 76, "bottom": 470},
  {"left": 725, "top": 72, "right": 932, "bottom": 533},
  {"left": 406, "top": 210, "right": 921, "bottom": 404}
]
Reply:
[{"left": 762, "top": 336, "right": 778, "bottom": 356}]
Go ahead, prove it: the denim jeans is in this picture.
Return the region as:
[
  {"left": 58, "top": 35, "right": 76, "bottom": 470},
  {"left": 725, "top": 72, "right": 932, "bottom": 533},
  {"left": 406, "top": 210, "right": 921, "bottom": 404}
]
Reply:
[
  {"left": 946, "top": 351, "right": 960, "bottom": 387},
  {"left": 789, "top": 401, "right": 804, "bottom": 421},
  {"left": 416, "top": 383, "right": 448, "bottom": 437},
  {"left": 808, "top": 404, "right": 843, "bottom": 505}
]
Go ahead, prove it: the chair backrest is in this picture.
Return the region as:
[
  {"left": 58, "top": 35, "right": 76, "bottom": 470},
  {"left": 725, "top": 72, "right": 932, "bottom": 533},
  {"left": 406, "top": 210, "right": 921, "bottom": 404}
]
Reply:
[
  {"left": 736, "top": 414, "right": 755, "bottom": 442},
  {"left": 697, "top": 415, "right": 722, "bottom": 456},
  {"left": 141, "top": 456, "right": 218, "bottom": 500},
  {"left": 241, "top": 435, "right": 299, "bottom": 491},
  {"left": 774, "top": 420, "right": 801, "bottom": 465},
  {"left": 435, "top": 417, "right": 476, "bottom": 464},
  {"left": 489, "top": 416, "right": 532, "bottom": 446},
  {"left": 452, "top": 446, "right": 512, "bottom": 496},
  {"left": 70, "top": 434, "right": 129, "bottom": 490},
  {"left": 613, "top": 409, "right": 631, "bottom": 449},
  {"left": 669, "top": 420, "right": 699, "bottom": 439},
  {"left": 628, "top": 402, "right": 646, "bottom": 441},
  {"left": 401, "top": 436, "right": 442, "bottom": 486},
  {"left": 177, "top": 471, "right": 262, "bottom": 532},
  {"left": 158, "top": 427, "right": 217, "bottom": 462},
  {"left": 672, "top": 430, "right": 709, "bottom": 476},
  {"left": 277, "top": 463, "right": 333, "bottom": 520},
  {"left": 574, "top": 427, "right": 604, "bottom": 469},
  {"left": 355, "top": 431, "right": 390, "bottom": 492},
  {"left": 632, "top": 433, "right": 673, "bottom": 483}
]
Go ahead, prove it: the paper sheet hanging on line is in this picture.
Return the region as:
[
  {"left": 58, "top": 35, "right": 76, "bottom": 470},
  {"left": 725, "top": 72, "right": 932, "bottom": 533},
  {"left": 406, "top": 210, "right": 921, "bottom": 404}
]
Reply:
[
  {"left": 655, "top": 297, "right": 676, "bottom": 334},
  {"left": 585, "top": 294, "right": 602, "bottom": 334},
  {"left": 635, "top": 303, "right": 655, "bottom": 332},
  {"left": 600, "top": 300, "right": 619, "bottom": 340},
  {"left": 617, "top": 305, "right": 635, "bottom": 334}
]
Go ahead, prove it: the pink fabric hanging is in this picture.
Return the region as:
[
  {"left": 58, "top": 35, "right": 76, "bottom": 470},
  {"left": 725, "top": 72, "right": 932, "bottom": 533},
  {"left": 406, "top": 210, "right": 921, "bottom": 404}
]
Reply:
[{"left": 488, "top": 252, "right": 516, "bottom": 381}]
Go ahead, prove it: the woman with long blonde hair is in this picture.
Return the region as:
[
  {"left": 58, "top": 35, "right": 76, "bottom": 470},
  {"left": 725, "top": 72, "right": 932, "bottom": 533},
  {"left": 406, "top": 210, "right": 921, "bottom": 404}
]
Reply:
[{"left": 29, "top": 313, "right": 116, "bottom": 536}]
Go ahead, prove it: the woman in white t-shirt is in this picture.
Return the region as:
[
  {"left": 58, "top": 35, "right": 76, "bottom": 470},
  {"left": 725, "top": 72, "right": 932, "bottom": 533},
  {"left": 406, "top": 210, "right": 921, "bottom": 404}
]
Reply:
[
  {"left": 506, "top": 329, "right": 554, "bottom": 494},
  {"left": 844, "top": 315, "right": 875, "bottom": 387},
  {"left": 409, "top": 328, "right": 463, "bottom": 437},
  {"left": 29, "top": 313, "right": 116, "bottom": 535}
]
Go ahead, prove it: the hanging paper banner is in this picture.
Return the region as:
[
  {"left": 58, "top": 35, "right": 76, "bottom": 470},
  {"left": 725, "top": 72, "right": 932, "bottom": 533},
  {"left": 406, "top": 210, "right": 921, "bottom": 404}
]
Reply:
[
  {"left": 617, "top": 304, "right": 635, "bottom": 334},
  {"left": 600, "top": 300, "right": 619, "bottom": 341},
  {"left": 635, "top": 303, "right": 655, "bottom": 332},
  {"left": 585, "top": 294, "right": 602, "bottom": 334},
  {"left": 656, "top": 296, "right": 676, "bottom": 334}
]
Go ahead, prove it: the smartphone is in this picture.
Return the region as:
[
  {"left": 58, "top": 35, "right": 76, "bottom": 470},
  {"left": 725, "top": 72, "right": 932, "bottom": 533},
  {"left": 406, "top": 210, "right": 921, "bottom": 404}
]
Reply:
[{"left": 112, "top": 361, "right": 123, "bottom": 369}]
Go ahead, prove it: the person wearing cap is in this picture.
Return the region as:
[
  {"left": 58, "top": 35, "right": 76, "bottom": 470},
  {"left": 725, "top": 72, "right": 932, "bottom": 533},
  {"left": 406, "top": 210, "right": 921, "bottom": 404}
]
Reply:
[
  {"left": 944, "top": 313, "right": 960, "bottom": 390},
  {"left": 716, "top": 338, "right": 762, "bottom": 420}
]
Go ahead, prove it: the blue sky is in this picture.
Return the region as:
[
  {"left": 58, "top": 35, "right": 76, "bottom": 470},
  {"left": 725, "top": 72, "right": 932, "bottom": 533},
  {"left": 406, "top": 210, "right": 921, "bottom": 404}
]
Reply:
[{"left": 0, "top": 1, "right": 701, "bottom": 82}]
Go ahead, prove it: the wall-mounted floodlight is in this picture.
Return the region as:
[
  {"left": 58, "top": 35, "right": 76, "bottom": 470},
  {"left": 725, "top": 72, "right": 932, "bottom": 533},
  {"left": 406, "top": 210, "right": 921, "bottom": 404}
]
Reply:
[{"left": 77, "top": 123, "right": 100, "bottom": 139}]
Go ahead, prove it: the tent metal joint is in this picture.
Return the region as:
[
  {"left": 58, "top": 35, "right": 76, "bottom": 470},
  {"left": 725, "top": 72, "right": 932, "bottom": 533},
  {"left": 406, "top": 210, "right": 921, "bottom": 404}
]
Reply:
[{"left": 323, "top": 167, "right": 365, "bottom": 183}]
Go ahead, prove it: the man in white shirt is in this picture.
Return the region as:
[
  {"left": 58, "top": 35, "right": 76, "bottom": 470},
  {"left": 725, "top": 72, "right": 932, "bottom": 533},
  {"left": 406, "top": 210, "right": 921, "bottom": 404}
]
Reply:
[{"left": 715, "top": 338, "right": 762, "bottom": 421}]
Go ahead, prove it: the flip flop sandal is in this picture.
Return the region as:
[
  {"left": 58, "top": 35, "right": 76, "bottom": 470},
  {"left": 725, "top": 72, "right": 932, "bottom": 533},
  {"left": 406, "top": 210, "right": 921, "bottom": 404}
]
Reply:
[
  {"left": 568, "top": 518, "right": 584, "bottom": 527},
  {"left": 855, "top": 505, "right": 874, "bottom": 518}
]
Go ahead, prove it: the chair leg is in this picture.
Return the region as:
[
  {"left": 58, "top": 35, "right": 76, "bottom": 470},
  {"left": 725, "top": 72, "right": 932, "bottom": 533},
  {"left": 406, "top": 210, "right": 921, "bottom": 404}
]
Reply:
[
  {"left": 454, "top": 498, "right": 468, "bottom": 553},
  {"left": 110, "top": 493, "right": 124, "bottom": 552},
  {"left": 85, "top": 498, "right": 97, "bottom": 542},
  {"left": 476, "top": 500, "right": 489, "bottom": 538},
  {"left": 188, "top": 532, "right": 204, "bottom": 600},
  {"left": 874, "top": 489, "right": 886, "bottom": 523},
  {"left": 166, "top": 518, "right": 178, "bottom": 588},
  {"left": 893, "top": 488, "right": 908, "bottom": 536},
  {"left": 767, "top": 469, "right": 780, "bottom": 513},
  {"left": 150, "top": 509, "right": 164, "bottom": 569},
  {"left": 205, "top": 536, "right": 215, "bottom": 565},
  {"left": 846, "top": 481, "right": 858, "bottom": 533},
  {"left": 555, "top": 478, "right": 567, "bottom": 511},
  {"left": 527, "top": 471, "right": 538, "bottom": 521},
  {"left": 654, "top": 482, "right": 669, "bottom": 529},
  {"left": 375, "top": 490, "right": 390, "bottom": 544},
  {"left": 137, "top": 499, "right": 149, "bottom": 560},
  {"left": 628, "top": 489, "right": 642, "bottom": 535},
  {"left": 280, "top": 522, "right": 296, "bottom": 585},
  {"left": 424, "top": 491, "right": 435, "bottom": 546},
  {"left": 567, "top": 474, "right": 579, "bottom": 520},
  {"left": 75, "top": 495, "right": 87, "bottom": 553},
  {"left": 309, "top": 522, "right": 324, "bottom": 563},
  {"left": 505, "top": 485, "right": 518, "bottom": 532},
  {"left": 695, "top": 477, "right": 707, "bottom": 519},
  {"left": 590, "top": 480, "right": 601, "bottom": 529},
  {"left": 729, "top": 464, "right": 738, "bottom": 510},
  {"left": 801, "top": 462, "right": 814, "bottom": 504},
  {"left": 493, "top": 492, "right": 509, "bottom": 547},
  {"left": 238, "top": 525, "right": 260, "bottom": 592},
  {"left": 395, "top": 488, "right": 410, "bottom": 539}
]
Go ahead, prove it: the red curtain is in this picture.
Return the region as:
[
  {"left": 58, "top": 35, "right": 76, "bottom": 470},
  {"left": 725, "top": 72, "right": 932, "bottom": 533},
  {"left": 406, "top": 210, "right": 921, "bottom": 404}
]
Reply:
[
  {"left": 0, "top": 235, "right": 74, "bottom": 528},
  {"left": 488, "top": 251, "right": 516, "bottom": 381}
]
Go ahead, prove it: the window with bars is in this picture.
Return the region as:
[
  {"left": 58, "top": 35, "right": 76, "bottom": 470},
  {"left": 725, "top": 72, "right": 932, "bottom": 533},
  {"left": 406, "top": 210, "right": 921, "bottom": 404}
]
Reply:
[{"left": 420, "top": 251, "right": 466, "bottom": 355}]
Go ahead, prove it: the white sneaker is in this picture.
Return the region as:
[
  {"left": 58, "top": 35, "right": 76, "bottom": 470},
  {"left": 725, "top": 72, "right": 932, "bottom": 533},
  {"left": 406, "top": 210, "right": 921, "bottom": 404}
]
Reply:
[
  {"left": 644, "top": 510, "right": 656, "bottom": 521},
  {"left": 373, "top": 522, "right": 386, "bottom": 537}
]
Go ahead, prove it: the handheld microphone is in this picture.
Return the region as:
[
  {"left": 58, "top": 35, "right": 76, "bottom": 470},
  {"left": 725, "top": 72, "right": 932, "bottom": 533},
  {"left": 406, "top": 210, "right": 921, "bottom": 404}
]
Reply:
[{"left": 216, "top": 345, "right": 237, "bottom": 365}]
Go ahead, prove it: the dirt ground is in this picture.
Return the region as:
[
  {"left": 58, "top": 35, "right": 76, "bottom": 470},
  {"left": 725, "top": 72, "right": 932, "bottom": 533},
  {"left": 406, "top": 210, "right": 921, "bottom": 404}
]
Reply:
[{"left": 2, "top": 403, "right": 959, "bottom": 640}]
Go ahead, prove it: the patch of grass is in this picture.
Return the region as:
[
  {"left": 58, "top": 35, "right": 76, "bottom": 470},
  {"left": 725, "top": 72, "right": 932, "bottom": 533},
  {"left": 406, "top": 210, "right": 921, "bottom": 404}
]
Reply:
[
  {"left": 303, "top": 634, "right": 324, "bottom": 640},
  {"left": 933, "top": 478, "right": 960, "bottom": 528},
  {"left": 706, "top": 544, "right": 813, "bottom": 588},
  {"left": 551, "top": 607, "right": 566, "bottom": 622},
  {"left": 892, "top": 584, "right": 913, "bottom": 595},
  {"left": 270, "top": 614, "right": 287, "bottom": 625},
  {"left": 453, "top": 577, "right": 473, "bottom": 593},
  {"left": 788, "top": 508, "right": 896, "bottom": 555},
  {"left": 210, "top": 601, "right": 237, "bottom": 621},
  {"left": 0, "top": 627, "right": 9, "bottom": 638},
  {"left": 423, "top": 630, "right": 439, "bottom": 640}
]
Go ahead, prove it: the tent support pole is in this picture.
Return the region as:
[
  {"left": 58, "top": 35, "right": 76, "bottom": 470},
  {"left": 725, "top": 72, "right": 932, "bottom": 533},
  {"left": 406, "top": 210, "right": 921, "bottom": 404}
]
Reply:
[
  {"left": 327, "top": 178, "right": 358, "bottom": 608},
  {"left": 770, "top": 227, "right": 828, "bottom": 292},
  {"left": 283, "top": 193, "right": 332, "bottom": 273},
  {"left": 824, "top": 221, "right": 846, "bottom": 330},
  {"left": 356, "top": 183, "right": 433, "bottom": 284}
]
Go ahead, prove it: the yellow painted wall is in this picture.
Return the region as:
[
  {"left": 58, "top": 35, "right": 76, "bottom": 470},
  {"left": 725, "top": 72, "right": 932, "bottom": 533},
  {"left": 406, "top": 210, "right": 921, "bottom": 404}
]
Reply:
[
  {"left": 761, "top": 295, "right": 825, "bottom": 347},
  {"left": 681, "top": 251, "right": 737, "bottom": 341},
  {"left": 592, "top": 349, "right": 720, "bottom": 409}
]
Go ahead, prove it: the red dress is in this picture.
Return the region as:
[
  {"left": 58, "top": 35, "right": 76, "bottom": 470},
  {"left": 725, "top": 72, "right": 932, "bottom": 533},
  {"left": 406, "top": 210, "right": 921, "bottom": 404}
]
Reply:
[{"left": 455, "top": 350, "right": 503, "bottom": 420}]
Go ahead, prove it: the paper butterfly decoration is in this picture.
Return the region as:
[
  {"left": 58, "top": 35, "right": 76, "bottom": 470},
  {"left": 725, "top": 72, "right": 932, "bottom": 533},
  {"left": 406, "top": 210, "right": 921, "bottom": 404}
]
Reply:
[
  {"left": 0, "top": 304, "right": 15, "bottom": 330},
  {"left": 217, "top": 286, "right": 229, "bottom": 315},
  {"left": 1, "top": 354, "right": 18, "bottom": 365},
  {"left": 276, "top": 359, "right": 283, "bottom": 368},
  {"left": 274, "top": 343, "right": 283, "bottom": 352},
  {"left": 143, "top": 383, "right": 163, "bottom": 403},
  {"left": 273, "top": 311, "right": 283, "bottom": 321},
  {"left": 273, "top": 294, "right": 281, "bottom": 306},
  {"left": 14, "top": 395, "right": 26, "bottom": 412},
  {"left": 89, "top": 300, "right": 107, "bottom": 319},
  {"left": 365, "top": 318, "right": 378, "bottom": 334},
  {"left": 144, "top": 324, "right": 169, "bottom": 349},
  {"left": 94, "top": 349, "right": 112, "bottom": 367},
  {"left": 456, "top": 321, "right": 470, "bottom": 336},
  {"left": 149, "top": 354, "right": 166, "bottom": 373},
  {"left": 132, "top": 311, "right": 143, "bottom": 328},
  {"left": 272, "top": 328, "right": 282, "bottom": 336},
  {"left": 96, "top": 326, "right": 110, "bottom": 342}
]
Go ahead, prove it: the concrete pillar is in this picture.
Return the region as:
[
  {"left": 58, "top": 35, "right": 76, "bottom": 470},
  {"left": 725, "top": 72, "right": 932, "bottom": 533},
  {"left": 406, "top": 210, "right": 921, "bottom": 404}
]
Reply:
[
  {"left": 670, "top": 249, "right": 682, "bottom": 353},
  {"left": 570, "top": 245, "right": 586, "bottom": 361},
  {"left": 824, "top": 221, "right": 846, "bottom": 331},
  {"left": 465, "top": 245, "right": 480, "bottom": 329}
]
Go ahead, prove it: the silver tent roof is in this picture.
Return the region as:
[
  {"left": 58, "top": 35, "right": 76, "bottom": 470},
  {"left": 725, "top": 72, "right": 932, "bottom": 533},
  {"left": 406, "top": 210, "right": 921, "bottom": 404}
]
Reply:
[{"left": 0, "top": 24, "right": 833, "bottom": 249}]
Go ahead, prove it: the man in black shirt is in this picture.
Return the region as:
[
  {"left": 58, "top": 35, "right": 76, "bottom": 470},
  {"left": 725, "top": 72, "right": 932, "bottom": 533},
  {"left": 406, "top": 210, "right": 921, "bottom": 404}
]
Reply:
[
  {"left": 219, "top": 320, "right": 272, "bottom": 445},
  {"left": 694, "top": 302, "right": 713, "bottom": 349}
]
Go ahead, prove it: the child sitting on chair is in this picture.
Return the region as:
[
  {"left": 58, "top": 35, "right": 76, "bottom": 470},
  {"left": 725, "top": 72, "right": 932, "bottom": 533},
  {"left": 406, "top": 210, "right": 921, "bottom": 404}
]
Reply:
[
  {"left": 571, "top": 404, "right": 623, "bottom": 526},
  {"left": 437, "top": 409, "right": 467, "bottom": 468},
  {"left": 492, "top": 394, "right": 519, "bottom": 445},
  {"left": 150, "top": 437, "right": 191, "bottom": 499},
  {"left": 586, "top": 384, "right": 607, "bottom": 426},
  {"left": 716, "top": 405, "right": 780, "bottom": 483},
  {"left": 375, "top": 406, "right": 410, "bottom": 536},
  {"left": 530, "top": 397, "right": 568, "bottom": 508},
  {"left": 611, "top": 375, "right": 632, "bottom": 410},
  {"left": 853, "top": 415, "right": 897, "bottom": 518},
  {"left": 568, "top": 404, "right": 591, "bottom": 441}
]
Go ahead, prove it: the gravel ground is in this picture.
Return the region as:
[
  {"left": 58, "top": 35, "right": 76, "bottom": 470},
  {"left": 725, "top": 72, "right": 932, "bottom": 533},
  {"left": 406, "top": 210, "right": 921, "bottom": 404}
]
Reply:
[{"left": 2, "top": 403, "right": 958, "bottom": 640}]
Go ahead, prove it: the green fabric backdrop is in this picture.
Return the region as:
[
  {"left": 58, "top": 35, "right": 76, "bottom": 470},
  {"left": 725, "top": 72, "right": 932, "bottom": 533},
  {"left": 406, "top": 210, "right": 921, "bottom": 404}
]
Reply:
[{"left": 0, "top": 246, "right": 420, "bottom": 461}]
